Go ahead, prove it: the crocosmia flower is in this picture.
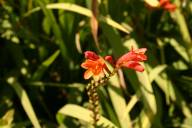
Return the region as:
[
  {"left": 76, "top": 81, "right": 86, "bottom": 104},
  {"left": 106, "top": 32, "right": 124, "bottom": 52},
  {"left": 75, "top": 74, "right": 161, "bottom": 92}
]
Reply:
[
  {"left": 115, "top": 48, "right": 147, "bottom": 72},
  {"left": 81, "top": 51, "right": 112, "bottom": 80},
  {"left": 159, "top": 0, "right": 176, "bottom": 11}
]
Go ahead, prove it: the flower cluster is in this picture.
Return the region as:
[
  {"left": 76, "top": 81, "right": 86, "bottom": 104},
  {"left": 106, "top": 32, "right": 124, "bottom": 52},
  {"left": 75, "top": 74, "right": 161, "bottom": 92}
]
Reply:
[
  {"left": 159, "top": 0, "right": 177, "bottom": 12},
  {"left": 81, "top": 51, "right": 111, "bottom": 81},
  {"left": 81, "top": 48, "right": 147, "bottom": 80}
]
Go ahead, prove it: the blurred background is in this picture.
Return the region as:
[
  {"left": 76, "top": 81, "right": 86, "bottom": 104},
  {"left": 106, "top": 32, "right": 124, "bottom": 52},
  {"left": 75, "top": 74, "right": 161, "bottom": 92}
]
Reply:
[{"left": 0, "top": 0, "right": 192, "bottom": 128}]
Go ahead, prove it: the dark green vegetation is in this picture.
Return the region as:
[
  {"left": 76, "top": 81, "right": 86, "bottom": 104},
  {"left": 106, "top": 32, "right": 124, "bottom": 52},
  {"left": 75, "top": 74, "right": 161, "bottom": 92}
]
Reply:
[{"left": 0, "top": 0, "right": 192, "bottom": 128}]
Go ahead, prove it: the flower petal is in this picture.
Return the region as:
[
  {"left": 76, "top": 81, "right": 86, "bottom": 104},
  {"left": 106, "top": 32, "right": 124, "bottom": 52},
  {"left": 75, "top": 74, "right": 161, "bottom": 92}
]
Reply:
[
  {"left": 163, "top": 3, "right": 176, "bottom": 11},
  {"left": 116, "top": 48, "right": 147, "bottom": 68},
  {"left": 159, "top": 0, "right": 169, "bottom": 6},
  {"left": 135, "top": 54, "right": 147, "bottom": 61},
  {"left": 84, "top": 51, "right": 99, "bottom": 60},
  {"left": 122, "top": 61, "right": 144, "bottom": 72},
  {"left": 116, "top": 52, "right": 137, "bottom": 67},
  {"left": 134, "top": 48, "right": 147, "bottom": 54},
  {"left": 81, "top": 60, "right": 97, "bottom": 69},
  {"left": 84, "top": 69, "right": 93, "bottom": 79},
  {"left": 93, "top": 70, "right": 105, "bottom": 81}
]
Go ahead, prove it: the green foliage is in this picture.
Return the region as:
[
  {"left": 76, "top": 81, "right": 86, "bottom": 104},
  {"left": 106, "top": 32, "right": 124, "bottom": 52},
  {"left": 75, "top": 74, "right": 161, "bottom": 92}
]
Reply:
[{"left": 0, "top": 0, "right": 192, "bottom": 127}]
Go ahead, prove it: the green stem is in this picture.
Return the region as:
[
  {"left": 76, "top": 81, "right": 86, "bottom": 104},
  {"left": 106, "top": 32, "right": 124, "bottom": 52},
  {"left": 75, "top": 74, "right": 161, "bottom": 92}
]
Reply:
[{"left": 172, "top": 0, "right": 192, "bottom": 63}]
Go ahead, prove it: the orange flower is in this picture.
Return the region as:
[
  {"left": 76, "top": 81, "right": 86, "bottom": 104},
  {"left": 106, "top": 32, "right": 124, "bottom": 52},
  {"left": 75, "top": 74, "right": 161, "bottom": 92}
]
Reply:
[
  {"left": 116, "top": 48, "right": 147, "bottom": 72},
  {"left": 159, "top": 0, "right": 176, "bottom": 11},
  {"left": 81, "top": 51, "right": 112, "bottom": 80},
  {"left": 81, "top": 48, "right": 147, "bottom": 80}
]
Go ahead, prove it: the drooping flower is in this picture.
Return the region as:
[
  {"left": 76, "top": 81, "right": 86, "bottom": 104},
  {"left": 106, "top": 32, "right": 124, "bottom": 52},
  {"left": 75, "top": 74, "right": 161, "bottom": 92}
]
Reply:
[
  {"left": 144, "top": 0, "right": 176, "bottom": 12},
  {"left": 115, "top": 48, "right": 147, "bottom": 72},
  {"left": 159, "top": 0, "right": 176, "bottom": 12},
  {"left": 81, "top": 51, "right": 112, "bottom": 80}
]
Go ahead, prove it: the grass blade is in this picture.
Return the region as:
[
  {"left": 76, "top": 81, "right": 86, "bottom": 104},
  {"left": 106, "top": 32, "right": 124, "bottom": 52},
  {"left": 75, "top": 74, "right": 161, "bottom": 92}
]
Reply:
[
  {"left": 149, "top": 64, "right": 167, "bottom": 83},
  {"left": 124, "top": 39, "right": 157, "bottom": 114},
  {"left": 98, "top": 88, "right": 120, "bottom": 126},
  {"left": 172, "top": 0, "right": 192, "bottom": 48},
  {"left": 31, "top": 50, "right": 60, "bottom": 81},
  {"left": 102, "top": 24, "right": 157, "bottom": 127},
  {"left": 0, "top": 109, "right": 14, "bottom": 127},
  {"left": 57, "top": 104, "right": 118, "bottom": 128},
  {"left": 168, "top": 38, "right": 190, "bottom": 62},
  {"left": 148, "top": 65, "right": 192, "bottom": 118},
  {"left": 104, "top": 58, "right": 131, "bottom": 128},
  {"left": 35, "top": 1, "right": 69, "bottom": 61},
  {"left": 7, "top": 77, "right": 41, "bottom": 128},
  {"left": 123, "top": 95, "right": 138, "bottom": 119},
  {"left": 24, "top": 3, "right": 132, "bottom": 34},
  {"left": 108, "top": 75, "right": 132, "bottom": 128}
]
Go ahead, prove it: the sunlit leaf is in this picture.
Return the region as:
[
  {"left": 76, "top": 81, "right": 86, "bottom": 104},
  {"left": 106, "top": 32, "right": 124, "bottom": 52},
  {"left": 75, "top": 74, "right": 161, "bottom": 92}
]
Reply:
[
  {"left": 0, "top": 109, "right": 14, "bottom": 128},
  {"left": 148, "top": 66, "right": 192, "bottom": 118},
  {"left": 35, "top": 1, "right": 70, "bottom": 61},
  {"left": 171, "top": 0, "right": 192, "bottom": 56},
  {"left": 124, "top": 95, "right": 138, "bottom": 118},
  {"left": 24, "top": 3, "right": 132, "bottom": 34},
  {"left": 168, "top": 38, "right": 190, "bottom": 62},
  {"left": 57, "top": 104, "right": 118, "bottom": 128},
  {"left": 7, "top": 77, "right": 41, "bottom": 128},
  {"left": 108, "top": 75, "right": 132, "bottom": 128},
  {"left": 149, "top": 65, "right": 167, "bottom": 83},
  {"left": 124, "top": 39, "right": 157, "bottom": 115}
]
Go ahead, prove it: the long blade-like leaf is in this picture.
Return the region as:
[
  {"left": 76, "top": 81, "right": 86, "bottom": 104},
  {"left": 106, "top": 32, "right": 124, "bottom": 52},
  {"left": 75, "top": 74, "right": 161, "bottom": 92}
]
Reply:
[
  {"left": 35, "top": 1, "right": 69, "bottom": 61},
  {"left": 57, "top": 104, "right": 118, "bottom": 128},
  {"left": 7, "top": 77, "right": 41, "bottom": 128},
  {"left": 24, "top": 3, "right": 132, "bottom": 34},
  {"left": 108, "top": 75, "right": 132, "bottom": 128},
  {"left": 31, "top": 50, "right": 60, "bottom": 81},
  {"left": 149, "top": 65, "right": 167, "bottom": 83}
]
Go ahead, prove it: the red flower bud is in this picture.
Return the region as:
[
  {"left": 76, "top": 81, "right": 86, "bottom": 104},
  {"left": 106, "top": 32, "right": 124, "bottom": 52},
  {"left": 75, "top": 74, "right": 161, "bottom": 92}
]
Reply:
[
  {"left": 84, "top": 51, "right": 99, "bottom": 60},
  {"left": 116, "top": 48, "right": 147, "bottom": 72}
]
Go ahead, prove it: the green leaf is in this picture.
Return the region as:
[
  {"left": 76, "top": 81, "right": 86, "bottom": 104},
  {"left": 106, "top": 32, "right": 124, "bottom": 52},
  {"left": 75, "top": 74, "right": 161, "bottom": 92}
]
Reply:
[
  {"left": 35, "top": 1, "right": 70, "bottom": 61},
  {"left": 190, "top": 2, "right": 192, "bottom": 12},
  {"left": 102, "top": 27, "right": 157, "bottom": 127},
  {"left": 7, "top": 77, "right": 41, "bottom": 128},
  {"left": 124, "top": 95, "right": 138, "bottom": 118},
  {"left": 57, "top": 104, "right": 118, "bottom": 128},
  {"left": 42, "top": 17, "right": 51, "bottom": 34},
  {"left": 98, "top": 88, "right": 120, "bottom": 126},
  {"left": 24, "top": 3, "right": 132, "bottom": 34},
  {"left": 102, "top": 43, "right": 131, "bottom": 128},
  {"left": 183, "top": 117, "right": 192, "bottom": 128},
  {"left": 148, "top": 66, "right": 192, "bottom": 118},
  {"left": 0, "top": 109, "right": 14, "bottom": 128},
  {"left": 31, "top": 50, "right": 60, "bottom": 81},
  {"left": 171, "top": 0, "right": 192, "bottom": 48},
  {"left": 124, "top": 38, "right": 157, "bottom": 115},
  {"left": 167, "top": 38, "right": 190, "bottom": 62},
  {"left": 149, "top": 65, "right": 167, "bottom": 83},
  {"left": 134, "top": 110, "right": 151, "bottom": 128},
  {"left": 28, "top": 82, "right": 85, "bottom": 92},
  {"left": 108, "top": 75, "right": 132, "bottom": 128}
]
